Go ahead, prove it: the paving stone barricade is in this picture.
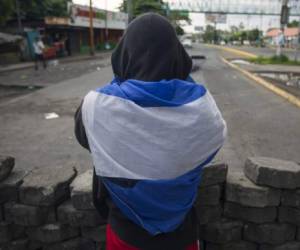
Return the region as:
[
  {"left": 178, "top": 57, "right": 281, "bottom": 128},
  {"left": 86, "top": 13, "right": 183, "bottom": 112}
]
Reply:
[{"left": 1, "top": 155, "right": 300, "bottom": 250}]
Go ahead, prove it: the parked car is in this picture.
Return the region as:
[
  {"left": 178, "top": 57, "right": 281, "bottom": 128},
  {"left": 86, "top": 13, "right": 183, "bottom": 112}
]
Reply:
[{"left": 182, "top": 38, "right": 192, "bottom": 48}]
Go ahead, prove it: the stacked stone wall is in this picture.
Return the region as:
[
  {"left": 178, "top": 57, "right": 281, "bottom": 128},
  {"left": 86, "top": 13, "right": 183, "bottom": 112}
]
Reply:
[
  {"left": 198, "top": 157, "right": 300, "bottom": 250},
  {"left": 1, "top": 155, "right": 300, "bottom": 250}
]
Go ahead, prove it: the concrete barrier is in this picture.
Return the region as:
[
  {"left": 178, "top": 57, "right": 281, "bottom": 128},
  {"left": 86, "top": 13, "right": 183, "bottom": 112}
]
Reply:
[{"left": 1, "top": 155, "right": 300, "bottom": 249}]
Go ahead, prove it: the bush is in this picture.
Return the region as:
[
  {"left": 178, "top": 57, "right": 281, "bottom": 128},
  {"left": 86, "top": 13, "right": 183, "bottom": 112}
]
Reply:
[{"left": 270, "top": 55, "right": 289, "bottom": 63}]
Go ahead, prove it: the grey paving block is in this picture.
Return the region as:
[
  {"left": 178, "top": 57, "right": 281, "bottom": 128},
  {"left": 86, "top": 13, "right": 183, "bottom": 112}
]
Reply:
[
  {"left": 43, "top": 238, "right": 96, "bottom": 250},
  {"left": 81, "top": 225, "right": 106, "bottom": 243},
  {"left": 0, "top": 170, "right": 28, "bottom": 204},
  {"left": 196, "top": 185, "right": 222, "bottom": 206},
  {"left": 281, "top": 189, "right": 300, "bottom": 207},
  {"left": 27, "top": 240, "right": 43, "bottom": 250},
  {"left": 19, "top": 165, "right": 77, "bottom": 206},
  {"left": 226, "top": 172, "right": 281, "bottom": 207},
  {"left": 279, "top": 206, "right": 300, "bottom": 226},
  {"left": 57, "top": 200, "right": 105, "bottom": 227},
  {"left": 0, "top": 156, "right": 14, "bottom": 182},
  {"left": 0, "top": 238, "right": 29, "bottom": 250},
  {"left": 70, "top": 170, "right": 94, "bottom": 210},
  {"left": 244, "top": 157, "right": 300, "bottom": 189},
  {"left": 200, "top": 163, "right": 228, "bottom": 187},
  {"left": 26, "top": 223, "right": 80, "bottom": 243},
  {"left": 4, "top": 202, "right": 53, "bottom": 226},
  {"left": 0, "top": 222, "right": 12, "bottom": 244},
  {"left": 0, "top": 205, "right": 3, "bottom": 222},
  {"left": 206, "top": 241, "right": 257, "bottom": 250},
  {"left": 243, "top": 222, "right": 296, "bottom": 245},
  {"left": 260, "top": 242, "right": 300, "bottom": 250},
  {"left": 199, "top": 218, "right": 243, "bottom": 243},
  {"left": 195, "top": 204, "right": 222, "bottom": 225},
  {"left": 224, "top": 202, "right": 277, "bottom": 223}
]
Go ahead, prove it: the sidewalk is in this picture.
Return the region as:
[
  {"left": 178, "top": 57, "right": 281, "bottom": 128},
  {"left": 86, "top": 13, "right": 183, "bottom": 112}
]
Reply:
[{"left": 0, "top": 51, "right": 111, "bottom": 73}]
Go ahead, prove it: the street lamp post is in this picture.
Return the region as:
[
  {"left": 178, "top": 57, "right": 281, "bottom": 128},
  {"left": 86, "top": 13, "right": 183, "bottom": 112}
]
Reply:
[{"left": 89, "top": 0, "right": 95, "bottom": 56}]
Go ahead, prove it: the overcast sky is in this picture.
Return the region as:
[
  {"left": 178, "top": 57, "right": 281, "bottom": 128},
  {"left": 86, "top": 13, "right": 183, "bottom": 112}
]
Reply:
[{"left": 73, "top": 0, "right": 299, "bottom": 33}]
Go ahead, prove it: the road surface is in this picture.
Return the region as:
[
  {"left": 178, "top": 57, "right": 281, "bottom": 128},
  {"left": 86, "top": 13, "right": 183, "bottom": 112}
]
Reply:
[{"left": 0, "top": 45, "right": 299, "bottom": 173}]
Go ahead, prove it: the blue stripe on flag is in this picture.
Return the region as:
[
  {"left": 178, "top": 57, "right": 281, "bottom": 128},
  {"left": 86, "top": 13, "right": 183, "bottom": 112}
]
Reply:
[
  {"left": 102, "top": 150, "right": 218, "bottom": 235},
  {"left": 96, "top": 77, "right": 206, "bottom": 107}
]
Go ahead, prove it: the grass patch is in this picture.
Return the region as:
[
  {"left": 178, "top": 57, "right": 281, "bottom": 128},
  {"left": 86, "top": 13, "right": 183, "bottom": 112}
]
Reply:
[{"left": 249, "top": 55, "right": 300, "bottom": 66}]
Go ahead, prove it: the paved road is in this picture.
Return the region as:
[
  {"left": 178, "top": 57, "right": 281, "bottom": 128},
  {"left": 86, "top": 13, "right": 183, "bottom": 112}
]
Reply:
[
  {"left": 0, "top": 45, "right": 299, "bottom": 173},
  {"left": 193, "top": 44, "right": 300, "bottom": 171},
  {"left": 226, "top": 45, "right": 299, "bottom": 61}
]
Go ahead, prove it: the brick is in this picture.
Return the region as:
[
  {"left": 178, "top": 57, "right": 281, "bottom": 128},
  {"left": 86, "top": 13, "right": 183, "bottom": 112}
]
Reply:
[
  {"left": 244, "top": 157, "right": 300, "bottom": 189},
  {"left": 27, "top": 240, "right": 43, "bottom": 250},
  {"left": 43, "top": 238, "right": 96, "bottom": 250},
  {"left": 19, "top": 165, "right": 77, "bottom": 206},
  {"left": 243, "top": 222, "right": 296, "bottom": 245},
  {"left": 195, "top": 204, "right": 222, "bottom": 225},
  {"left": 58, "top": 200, "right": 105, "bottom": 227},
  {"left": 0, "top": 156, "right": 14, "bottom": 182},
  {"left": 26, "top": 223, "right": 80, "bottom": 243},
  {"left": 224, "top": 202, "right": 277, "bottom": 223},
  {"left": 0, "top": 205, "right": 3, "bottom": 222},
  {"left": 81, "top": 225, "right": 106, "bottom": 243},
  {"left": 199, "top": 219, "right": 243, "bottom": 243},
  {"left": 260, "top": 242, "right": 300, "bottom": 250},
  {"left": 0, "top": 238, "right": 29, "bottom": 250},
  {"left": 0, "top": 170, "right": 28, "bottom": 204},
  {"left": 200, "top": 163, "right": 228, "bottom": 187},
  {"left": 279, "top": 206, "right": 300, "bottom": 226},
  {"left": 196, "top": 185, "right": 222, "bottom": 206},
  {"left": 0, "top": 222, "right": 12, "bottom": 244},
  {"left": 4, "top": 202, "right": 53, "bottom": 226},
  {"left": 70, "top": 170, "right": 94, "bottom": 210},
  {"left": 226, "top": 172, "right": 281, "bottom": 207},
  {"left": 281, "top": 189, "right": 300, "bottom": 207},
  {"left": 206, "top": 241, "right": 257, "bottom": 250}
]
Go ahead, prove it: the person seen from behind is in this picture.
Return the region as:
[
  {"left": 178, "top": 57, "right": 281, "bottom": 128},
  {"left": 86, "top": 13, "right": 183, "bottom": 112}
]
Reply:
[
  {"left": 33, "top": 36, "right": 46, "bottom": 70},
  {"left": 75, "top": 13, "right": 227, "bottom": 250}
]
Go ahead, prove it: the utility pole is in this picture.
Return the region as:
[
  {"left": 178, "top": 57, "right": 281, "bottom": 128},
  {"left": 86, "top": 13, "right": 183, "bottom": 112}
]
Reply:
[
  {"left": 105, "top": 0, "right": 109, "bottom": 50},
  {"left": 127, "top": 0, "right": 133, "bottom": 25},
  {"left": 89, "top": 0, "right": 95, "bottom": 56},
  {"left": 15, "top": 0, "right": 22, "bottom": 34},
  {"left": 294, "top": 0, "right": 300, "bottom": 61},
  {"left": 277, "top": 0, "right": 289, "bottom": 56}
]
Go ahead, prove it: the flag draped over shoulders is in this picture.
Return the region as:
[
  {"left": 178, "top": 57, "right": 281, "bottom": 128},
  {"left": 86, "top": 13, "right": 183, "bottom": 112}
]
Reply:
[{"left": 81, "top": 77, "right": 227, "bottom": 235}]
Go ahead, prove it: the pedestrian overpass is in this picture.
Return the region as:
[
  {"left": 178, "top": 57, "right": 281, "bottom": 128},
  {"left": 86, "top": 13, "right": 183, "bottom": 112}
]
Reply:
[{"left": 164, "top": 0, "right": 300, "bottom": 16}]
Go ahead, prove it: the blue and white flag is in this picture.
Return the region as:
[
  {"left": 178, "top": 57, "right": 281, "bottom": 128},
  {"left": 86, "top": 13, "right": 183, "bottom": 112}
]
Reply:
[{"left": 82, "top": 78, "right": 227, "bottom": 235}]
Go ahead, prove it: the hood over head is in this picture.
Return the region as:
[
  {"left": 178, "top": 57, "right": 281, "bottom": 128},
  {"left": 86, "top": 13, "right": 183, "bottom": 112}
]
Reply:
[{"left": 111, "top": 13, "right": 192, "bottom": 82}]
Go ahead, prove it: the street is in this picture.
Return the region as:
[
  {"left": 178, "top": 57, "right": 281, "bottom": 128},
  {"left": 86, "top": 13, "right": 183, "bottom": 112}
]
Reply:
[{"left": 1, "top": 44, "right": 300, "bottom": 173}]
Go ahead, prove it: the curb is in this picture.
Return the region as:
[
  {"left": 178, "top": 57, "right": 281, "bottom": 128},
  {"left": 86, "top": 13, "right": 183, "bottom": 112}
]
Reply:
[
  {"left": 221, "top": 57, "right": 300, "bottom": 108},
  {"left": 205, "top": 44, "right": 258, "bottom": 59},
  {"left": 0, "top": 52, "right": 111, "bottom": 74}
]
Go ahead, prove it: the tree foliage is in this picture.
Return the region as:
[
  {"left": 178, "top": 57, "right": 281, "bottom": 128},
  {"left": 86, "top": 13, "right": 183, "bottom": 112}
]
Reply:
[
  {"left": 119, "top": 0, "right": 190, "bottom": 35},
  {"left": 0, "top": 0, "right": 15, "bottom": 26},
  {"left": 287, "top": 20, "right": 299, "bottom": 28},
  {"left": 0, "top": 0, "right": 70, "bottom": 26}
]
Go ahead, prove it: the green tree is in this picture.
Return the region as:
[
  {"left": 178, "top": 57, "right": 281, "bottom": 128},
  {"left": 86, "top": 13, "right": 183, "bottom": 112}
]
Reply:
[
  {"left": 0, "top": 0, "right": 15, "bottom": 26},
  {"left": 287, "top": 20, "right": 299, "bottom": 28},
  {"left": 119, "top": 0, "right": 190, "bottom": 35},
  {"left": 247, "top": 29, "right": 261, "bottom": 42},
  {"left": 202, "top": 25, "right": 219, "bottom": 43},
  {"left": 119, "top": 0, "right": 165, "bottom": 17}
]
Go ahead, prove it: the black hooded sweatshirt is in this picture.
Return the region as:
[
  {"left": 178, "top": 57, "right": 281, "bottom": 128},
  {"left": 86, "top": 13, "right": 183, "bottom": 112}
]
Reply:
[{"left": 74, "top": 13, "right": 198, "bottom": 250}]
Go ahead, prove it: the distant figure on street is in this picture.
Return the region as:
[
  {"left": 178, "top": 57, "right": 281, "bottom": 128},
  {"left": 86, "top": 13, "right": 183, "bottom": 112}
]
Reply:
[
  {"left": 75, "top": 13, "right": 226, "bottom": 250},
  {"left": 33, "top": 36, "right": 46, "bottom": 70}
]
